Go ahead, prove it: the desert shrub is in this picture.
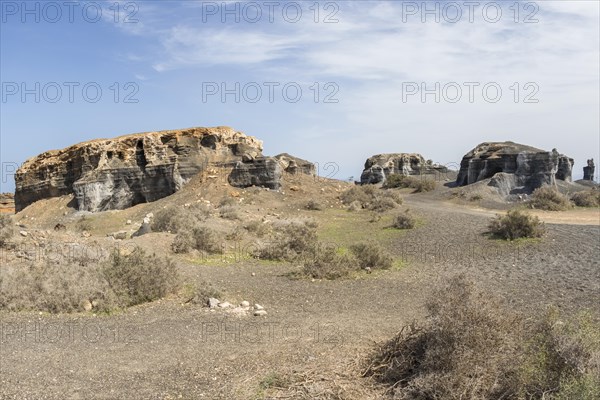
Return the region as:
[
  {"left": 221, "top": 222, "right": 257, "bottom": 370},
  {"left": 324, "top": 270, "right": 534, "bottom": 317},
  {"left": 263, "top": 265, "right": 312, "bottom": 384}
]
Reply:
[
  {"left": 301, "top": 245, "right": 358, "bottom": 279},
  {"left": 172, "top": 225, "right": 222, "bottom": 254},
  {"left": 392, "top": 209, "right": 416, "bottom": 229},
  {"left": 488, "top": 209, "right": 545, "bottom": 240},
  {"left": 244, "top": 220, "right": 270, "bottom": 237},
  {"left": 346, "top": 200, "right": 362, "bottom": 212},
  {"left": 364, "top": 275, "right": 600, "bottom": 400},
  {"left": 0, "top": 259, "right": 115, "bottom": 313},
  {"left": 152, "top": 204, "right": 211, "bottom": 233},
  {"left": 340, "top": 185, "right": 402, "bottom": 212},
  {"left": 102, "top": 248, "right": 180, "bottom": 307},
  {"left": 306, "top": 199, "right": 324, "bottom": 211},
  {"left": 350, "top": 242, "right": 394, "bottom": 270},
  {"left": 0, "top": 214, "right": 13, "bottom": 247},
  {"left": 571, "top": 190, "right": 600, "bottom": 207},
  {"left": 340, "top": 185, "right": 376, "bottom": 207},
  {"left": 256, "top": 219, "right": 318, "bottom": 261},
  {"left": 180, "top": 281, "right": 222, "bottom": 305},
  {"left": 219, "top": 205, "right": 240, "bottom": 220},
  {"left": 0, "top": 247, "right": 180, "bottom": 313},
  {"left": 530, "top": 187, "right": 572, "bottom": 211},
  {"left": 470, "top": 194, "right": 483, "bottom": 201},
  {"left": 219, "top": 196, "right": 237, "bottom": 207},
  {"left": 383, "top": 174, "right": 436, "bottom": 192},
  {"left": 76, "top": 215, "right": 93, "bottom": 232},
  {"left": 226, "top": 226, "right": 244, "bottom": 241},
  {"left": 152, "top": 206, "right": 189, "bottom": 233}
]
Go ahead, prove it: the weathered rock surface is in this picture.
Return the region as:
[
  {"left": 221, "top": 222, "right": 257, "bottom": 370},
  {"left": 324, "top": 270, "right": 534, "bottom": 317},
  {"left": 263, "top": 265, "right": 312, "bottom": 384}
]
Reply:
[
  {"left": 360, "top": 153, "right": 448, "bottom": 184},
  {"left": 15, "top": 127, "right": 263, "bottom": 212},
  {"left": 456, "top": 142, "right": 573, "bottom": 193},
  {"left": 228, "top": 157, "right": 283, "bottom": 190},
  {"left": 0, "top": 193, "right": 15, "bottom": 214},
  {"left": 583, "top": 159, "right": 595, "bottom": 181},
  {"left": 275, "top": 153, "right": 316, "bottom": 176}
]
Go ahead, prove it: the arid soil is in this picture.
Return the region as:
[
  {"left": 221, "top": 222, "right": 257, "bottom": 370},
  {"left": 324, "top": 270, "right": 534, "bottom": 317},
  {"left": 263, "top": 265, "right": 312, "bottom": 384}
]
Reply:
[{"left": 1, "top": 176, "right": 598, "bottom": 399}]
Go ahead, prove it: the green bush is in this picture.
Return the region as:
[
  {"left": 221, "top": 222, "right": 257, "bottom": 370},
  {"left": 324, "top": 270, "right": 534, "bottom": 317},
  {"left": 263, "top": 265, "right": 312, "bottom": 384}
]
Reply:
[
  {"left": 530, "top": 187, "right": 572, "bottom": 211},
  {"left": 350, "top": 242, "right": 394, "bottom": 270},
  {"left": 0, "top": 214, "right": 13, "bottom": 247},
  {"left": 488, "top": 209, "right": 545, "bottom": 240},
  {"left": 571, "top": 190, "right": 600, "bottom": 207}
]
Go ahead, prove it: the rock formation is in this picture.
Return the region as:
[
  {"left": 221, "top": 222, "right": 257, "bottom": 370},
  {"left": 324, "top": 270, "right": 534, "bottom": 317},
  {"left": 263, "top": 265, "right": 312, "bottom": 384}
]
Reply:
[
  {"left": 228, "top": 157, "right": 283, "bottom": 190},
  {"left": 360, "top": 153, "right": 448, "bottom": 184},
  {"left": 583, "top": 159, "right": 595, "bottom": 181},
  {"left": 456, "top": 142, "right": 573, "bottom": 193},
  {"left": 274, "top": 153, "right": 316, "bottom": 176},
  {"left": 15, "top": 127, "right": 264, "bottom": 212},
  {"left": 0, "top": 193, "right": 15, "bottom": 214}
]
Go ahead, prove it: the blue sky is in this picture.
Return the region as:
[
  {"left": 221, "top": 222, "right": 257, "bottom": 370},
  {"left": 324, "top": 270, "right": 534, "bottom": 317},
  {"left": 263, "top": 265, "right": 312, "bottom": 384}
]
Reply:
[{"left": 1, "top": 0, "right": 599, "bottom": 192}]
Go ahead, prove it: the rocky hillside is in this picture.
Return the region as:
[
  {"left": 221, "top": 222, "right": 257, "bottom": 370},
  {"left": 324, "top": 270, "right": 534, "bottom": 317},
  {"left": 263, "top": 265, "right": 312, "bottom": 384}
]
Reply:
[
  {"left": 360, "top": 153, "right": 448, "bottom": 184},
  {"left": 15, "top": 127, "right": 313, "bottom": 212}
]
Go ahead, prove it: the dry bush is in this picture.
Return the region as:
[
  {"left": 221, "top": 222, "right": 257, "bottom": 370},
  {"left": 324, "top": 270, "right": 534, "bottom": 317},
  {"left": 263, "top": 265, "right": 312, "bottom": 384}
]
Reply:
[
  {"left": 180, "top": 281, "right": 222, "bottom": 305},
  {"left": 350, "top": 242, "right": 394, "bottom": 270},
  {"left": 571, "top": 190, "right": 600, "bottom": 207},
  {"left": 75, "top": 215, "right": 93, "bottom": 232},
  {"left": 0, "top": 214, "right": 13, "bottom": 247},
  {"left": 244, "top": 219, "right": 271, "bottom": 237},
  {"left": 393, "top": 209, "right": 416, "bottom": 229},
  {"left": 0, "top": 247, "right": 180, "bottom": 313},
  {"left": 341, "top": 185, "right": 402, "bottom": 212},
  {"left": 219, "top": 205, "right": 240, "bottom": 220},
  {"left": 383, "top": 174, "right": 436, "bottom": 192},
  {"left": 488, "top": 209, "right": 545, "bottom": 240},
  {"left": 346, "top": 200, "right": 362, "bottom": 212},
  {"left": 364, "top": 275, "right": 600, "bottom": 400},
  {"left": 152, "top": 204, "right": 211, "bottom": 233},
  {"left": 301, "top": 245, "right": 359, "bottom": 280},
  {"left": 530, "top": 187, "right": 572, "bottom": 211},
  {"left": 256, "top": 219, "right": 318, "bottom": 261},
  {"left": 219, "top": 196, "right": 237, "bottom": 207},
  {"left": 306, "top": 199, "right": 324, "bottom": 211},
  {"left": 101, "top": 248, "right": 180, "bottom": 308},
  {"left": 172, "top": 225, "right": 222, "bottom": 254}
]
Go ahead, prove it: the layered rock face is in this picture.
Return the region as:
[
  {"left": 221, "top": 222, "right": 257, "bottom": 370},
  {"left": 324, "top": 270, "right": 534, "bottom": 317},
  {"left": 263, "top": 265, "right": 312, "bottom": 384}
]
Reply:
[
  {"left": 360, "top": 153, "right": 448, "bottom": 184},
  {"left": 228, "top": 157, "right": 283, "bottom": 190},
  {"left": 456, "top": 142, "right": 573, "bottom": 192},
  {"left": 15, "top": 127, "right": 263, "bottom": 212}
]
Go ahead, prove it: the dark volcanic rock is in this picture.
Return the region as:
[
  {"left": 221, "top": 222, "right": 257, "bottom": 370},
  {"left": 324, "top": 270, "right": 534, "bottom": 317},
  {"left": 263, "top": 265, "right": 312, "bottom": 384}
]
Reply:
[
  {"left": 360, "top": 153, "right": 448, "bottom": 185},
  {"left": 15, "top": 127, "right": 263, "bottom": 212},
  {"left": 583, "top": 159, "right": 595, "bottom": 181},
  {"left": 228, "top": 157, "right": 283, "bottom": 190},
  {"left": 456, "top": 142, "right": 573, "bottom": 193}
]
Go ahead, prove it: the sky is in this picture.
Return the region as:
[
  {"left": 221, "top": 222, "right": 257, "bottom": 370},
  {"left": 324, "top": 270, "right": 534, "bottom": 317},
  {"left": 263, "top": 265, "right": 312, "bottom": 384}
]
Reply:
[{"left": 1, "top": 0, "right": 599, "bottom": 192}]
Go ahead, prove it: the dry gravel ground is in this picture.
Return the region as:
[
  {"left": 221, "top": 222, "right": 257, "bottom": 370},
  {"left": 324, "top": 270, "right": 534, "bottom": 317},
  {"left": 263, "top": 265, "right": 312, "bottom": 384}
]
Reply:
[{"left": 1, "top": 179, "right": 598, "bottom": 399}]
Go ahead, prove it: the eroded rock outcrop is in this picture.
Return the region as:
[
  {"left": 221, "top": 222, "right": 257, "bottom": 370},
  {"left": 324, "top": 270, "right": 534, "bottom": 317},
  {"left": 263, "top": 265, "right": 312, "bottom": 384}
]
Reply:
[
  {"left": 274, "top": 153, "right": 316, "bottom": 176},
  {"left": 360, "top": 153, "right": 448, "bottom": 184},
  {"left": 456, "top": 142, "right": 573, "bottom": 193},
  {"left": 228, "top": 157, "right": 283, "bottom": 190},
  {"left": 583, "top": 159, "right": 595, "bottom": 181},
  {"left": 15, "top": 127, "right": 263, "bottom": 212}
]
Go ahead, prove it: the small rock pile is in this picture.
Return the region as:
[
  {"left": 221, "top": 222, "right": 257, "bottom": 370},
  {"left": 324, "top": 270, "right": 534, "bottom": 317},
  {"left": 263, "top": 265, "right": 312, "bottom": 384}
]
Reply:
[{"left": 207, "top": 298, "right": 267, "bottom": 316}]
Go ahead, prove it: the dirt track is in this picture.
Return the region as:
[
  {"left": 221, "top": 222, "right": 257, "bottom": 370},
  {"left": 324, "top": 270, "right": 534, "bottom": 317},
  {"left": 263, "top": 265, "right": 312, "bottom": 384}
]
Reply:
[{"left": 1, "top": 189, "right": 599, "bottom": 399}]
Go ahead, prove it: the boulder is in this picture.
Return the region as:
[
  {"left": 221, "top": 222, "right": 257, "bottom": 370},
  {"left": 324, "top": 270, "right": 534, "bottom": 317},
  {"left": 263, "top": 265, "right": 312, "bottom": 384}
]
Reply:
[
  {"left": 456, "top": 142, "right": 573, "bottom": 193},
  {"left": 228, "top": 157, "right": 283, "bottom": 190},
  {"left": 15, "top": 127, "right": 263, "bottom": 212},
  {"left": 360, "top": 153, "right": 448, "bottom": 185}
]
